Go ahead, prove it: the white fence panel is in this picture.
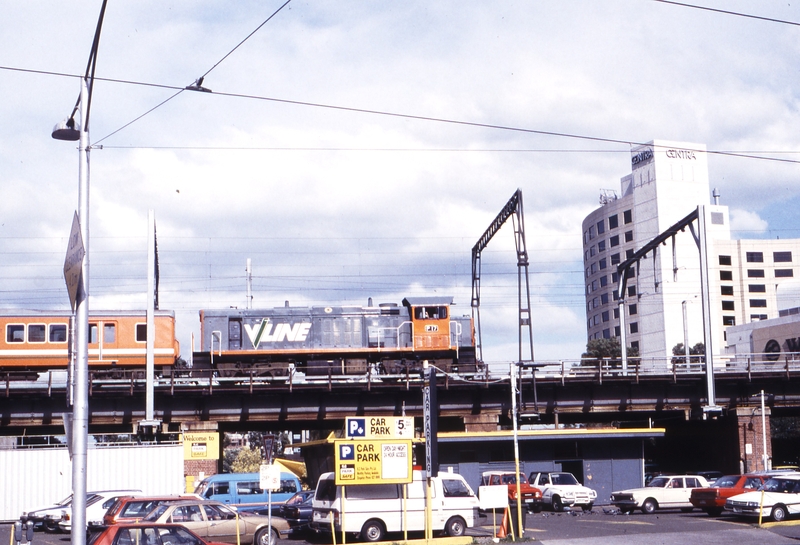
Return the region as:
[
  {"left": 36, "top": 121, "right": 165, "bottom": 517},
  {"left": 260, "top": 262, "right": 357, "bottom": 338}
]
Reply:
[{"left": 0, "top": 443, "right": 184, "bottom": 522}]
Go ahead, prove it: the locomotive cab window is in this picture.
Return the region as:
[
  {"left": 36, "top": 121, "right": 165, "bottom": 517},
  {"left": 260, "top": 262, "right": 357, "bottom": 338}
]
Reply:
[
  {"left": 49, "top": 324, "right": 67, "bottom": 343},
  {"left": 414, "top": 306, "right": 448, "bottom": 320},
  {"left": 6, "top": 324, "right": 25, "bottom": 343},
  {"left": 28, "top": 324, "right": 46, "bottom": 343}
]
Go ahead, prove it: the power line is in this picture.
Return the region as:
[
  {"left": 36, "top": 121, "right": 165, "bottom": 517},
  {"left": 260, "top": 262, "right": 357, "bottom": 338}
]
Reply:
[
  {"left": 3, "top": 63, "right": 799, "bottom": 165},
  {"left": 651, "top": 0, "right": 800, "bottom": 26}
]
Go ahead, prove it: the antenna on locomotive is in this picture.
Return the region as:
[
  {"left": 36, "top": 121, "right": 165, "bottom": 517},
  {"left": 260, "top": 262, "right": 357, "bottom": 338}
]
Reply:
[{"left": 246, "top": 258, "right": 253, "bottom": 310}]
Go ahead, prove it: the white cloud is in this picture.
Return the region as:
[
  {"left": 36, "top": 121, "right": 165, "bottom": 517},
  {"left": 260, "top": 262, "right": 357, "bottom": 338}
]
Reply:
[{"left": 729, "top": 209, "right": 769, "bottom": 235}]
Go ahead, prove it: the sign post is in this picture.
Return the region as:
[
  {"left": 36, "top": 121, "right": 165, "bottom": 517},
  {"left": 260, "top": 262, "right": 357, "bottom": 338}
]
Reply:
[{"left": 260, "top": 463, "right": 281, "bottom": 540}]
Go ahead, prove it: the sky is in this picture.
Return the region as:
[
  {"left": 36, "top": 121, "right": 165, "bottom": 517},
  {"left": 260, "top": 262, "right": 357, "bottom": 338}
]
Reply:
[{"left": 1, "top": 1, "right": 798, "bottom": 368}]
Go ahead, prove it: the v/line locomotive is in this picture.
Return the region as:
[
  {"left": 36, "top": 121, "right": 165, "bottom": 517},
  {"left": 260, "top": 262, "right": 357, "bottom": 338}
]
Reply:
[{"left": 0, "top": 296, "right": 479, "bottom": 380}]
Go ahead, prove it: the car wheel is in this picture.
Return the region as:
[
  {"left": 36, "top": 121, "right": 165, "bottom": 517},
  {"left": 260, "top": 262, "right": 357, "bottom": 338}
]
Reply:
[
  {"left": 582, "top": 503, "right": 594, "bottom": 512},
  {"left": 530, "top": 504, "right": 542, "bottom": 513},
  {"left": 43, "top": 521, "right": 59, "bottom": 533},
  {"left": 360, "top": 520, "right": 386, "bottom": 542},
  {"left": 552, "top": 495, "right": 564, "bottom": 512},
  {"left": 772, "top": 504, "right": 788, "bottom": 522},
  {"left": 255, "top": 527, "right": 277, "bottom": 545},
  {"left": 705, "top": 508, "right": 723, "bottom": 517},
  {"left": 641, "top": 498, "right": 657, "bottom": 514},
  {"left": 445, "top": 516, "right": 466, "bottom": 537}
]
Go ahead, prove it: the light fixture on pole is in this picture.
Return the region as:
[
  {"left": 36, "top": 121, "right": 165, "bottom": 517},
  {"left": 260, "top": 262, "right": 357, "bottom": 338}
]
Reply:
[{"left": 51, "top": 3, "right": 107, "bottom": 545}]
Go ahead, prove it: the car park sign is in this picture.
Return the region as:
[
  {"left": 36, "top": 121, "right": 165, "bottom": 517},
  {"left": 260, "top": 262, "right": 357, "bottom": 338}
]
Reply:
[
  {"left": 334, "top": 439, "right": 412, "bottom": 485},
  {"left": 345, "top": 416, "right": 414, "bottom": 439}
]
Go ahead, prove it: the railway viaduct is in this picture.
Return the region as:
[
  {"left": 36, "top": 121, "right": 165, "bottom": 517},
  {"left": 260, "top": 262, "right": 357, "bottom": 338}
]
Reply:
[{"left": 2, "top": 365, "right": 800, "bottom": 474}]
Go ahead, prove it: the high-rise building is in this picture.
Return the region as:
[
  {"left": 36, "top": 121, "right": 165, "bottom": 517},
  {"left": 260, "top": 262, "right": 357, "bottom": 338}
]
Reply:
[{"left": 581, "top": 140, "right": 800, "bottom": 369}]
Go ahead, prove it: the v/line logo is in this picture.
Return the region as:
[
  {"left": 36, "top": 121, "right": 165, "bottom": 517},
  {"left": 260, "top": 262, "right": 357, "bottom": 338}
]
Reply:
[{"left": 244, "top": 319, "right": 312, "bottom": 347}]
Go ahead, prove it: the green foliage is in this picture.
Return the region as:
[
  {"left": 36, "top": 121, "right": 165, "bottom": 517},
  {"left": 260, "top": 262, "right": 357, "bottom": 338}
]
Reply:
[
  {"left": 671, "top": 342, "right": 705, "bottom": 363},
  {"left": 581, "top": 338, "right": 639, "bottom": 363},
  {"left": 230, "top": 446, "right": 264, "bottom": 473}
]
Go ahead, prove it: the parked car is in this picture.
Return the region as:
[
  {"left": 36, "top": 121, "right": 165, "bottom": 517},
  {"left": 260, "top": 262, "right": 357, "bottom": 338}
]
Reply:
[
  {"left": 237, "top": 491, "right": 314, "bottom": 530},
  {"left": 481, "top": 471, "right": 543, "bottom": 513},
  {"left": 194, "top": 472, "right": 301, "bottom": 506},
  {"left": 695, "top": 471, "right": 724, "bottom": 485},
  {"left": 690, "top": 474, "right": 767, "bottom": 516},
  {"left": 610, "top": 475, "right": 709, "bottom": 514},
  {"left": 142, "top": 499, "right": 290, "bottom": 545},
  {"left": 528, "top": 472, "right": 597, "bottom": 512},
  {"left": 279, "top": 492, "right": 314, "bottom": 534},
  {"left": 726, "top": 474, "right": 800, "bottom": 522},
  {"left": 86, "top": 524, "right": 228, "bottom": 545},
  {"left": 103, "top": 495, "right": 201, "bottom": 526},
  {"left": 58, "top": 490, "right": 142, "bottom": 532},
  {"left": 21, "top": 489, "right": 141, "bottom": 533}
]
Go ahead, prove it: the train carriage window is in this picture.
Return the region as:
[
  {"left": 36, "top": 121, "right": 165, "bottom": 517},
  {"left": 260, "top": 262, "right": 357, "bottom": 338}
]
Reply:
[
  {"left": 49, "top": 324, "right": 67, "bottom": 343},
  {"left": 6, "top": 324, "right": 25, "bottom": 343},
  {"left": 28, "top": 324, "right": 46, "bottom": 343},
  {"left": 104, "top": 323, "right": 116, "bottom": 344},
  {"left": 89, "top": 323, "right": 99, "bottom": 344},
  {"left": 414, "top": 306, "right": 448, "bottom": 320},
  {"left": 136, "top": 323, "right": 147, "bottom": 342}
]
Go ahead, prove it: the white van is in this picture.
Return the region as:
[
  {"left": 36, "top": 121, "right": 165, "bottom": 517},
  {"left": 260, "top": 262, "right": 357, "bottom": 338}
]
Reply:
[{"left": 310, "top": 469, "right": 479, "bottom": 542}]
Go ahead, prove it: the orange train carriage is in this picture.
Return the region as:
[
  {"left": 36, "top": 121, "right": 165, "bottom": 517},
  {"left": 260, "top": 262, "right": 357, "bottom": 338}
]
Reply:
[{"left": 0, "top": 310, "right": 180, "bottom": 378}]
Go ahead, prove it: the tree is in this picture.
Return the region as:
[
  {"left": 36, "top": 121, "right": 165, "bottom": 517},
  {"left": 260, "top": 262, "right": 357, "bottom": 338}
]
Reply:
[
  {"left": 581, "top": 338, "right": 639, "bottom": 360},
  {"left": 231, "top": 446, "right": 264, "bottom": 473},
  {"left": 671, "top": 342, "right": 705, "bottom": 363}
]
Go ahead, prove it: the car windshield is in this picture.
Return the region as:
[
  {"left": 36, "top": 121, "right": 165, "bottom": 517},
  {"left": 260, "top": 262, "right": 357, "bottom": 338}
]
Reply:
[
  {"left": 648, "top": 477, "right": 670, "bottom": 488},
  {"left": 143, "top": 504, "right": 171, "bottom": 521},
  {"left": 763, "top": 478, "right": 800, "bottom": 493},
  {"left": 551, "top": 473, "right": 578, "bottom": 486},
  {"left": 713, "top": 476, "right": 739, "bottom": 488},
  {"left": 501, "top": 474, "right": 528, "bottom": 485}
]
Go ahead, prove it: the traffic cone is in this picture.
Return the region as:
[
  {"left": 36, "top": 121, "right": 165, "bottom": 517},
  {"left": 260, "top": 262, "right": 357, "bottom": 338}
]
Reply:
[{"left": 497, "top": 507, "right": 508, "bottom": 538}]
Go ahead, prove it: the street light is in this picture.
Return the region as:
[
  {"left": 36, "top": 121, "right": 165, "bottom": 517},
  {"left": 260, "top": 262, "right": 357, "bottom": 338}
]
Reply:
[{"left": 51, "top": 4, "right": 107, "bottom": 545}]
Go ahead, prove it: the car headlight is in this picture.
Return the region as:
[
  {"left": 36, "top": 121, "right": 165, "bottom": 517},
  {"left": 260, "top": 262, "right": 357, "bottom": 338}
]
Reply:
[{"left": 746, "top": 502, "right": 761, "bottom": 508}]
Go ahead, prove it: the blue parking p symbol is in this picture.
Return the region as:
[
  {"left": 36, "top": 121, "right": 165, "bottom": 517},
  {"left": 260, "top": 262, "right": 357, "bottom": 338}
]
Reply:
[{"left": 348, "top": 418, "right": 366, "bottom": 437}]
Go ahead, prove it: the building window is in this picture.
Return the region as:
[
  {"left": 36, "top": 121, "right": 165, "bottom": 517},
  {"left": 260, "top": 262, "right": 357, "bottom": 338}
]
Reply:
[
  {"left": 748, "top": 284, "right": 766, "bottom": 293},
  {"left": 598, "top": 240, "right": 606, "bottom": 252},
  {"left": 589, "top": 225, "right": 595, "bottom": 240},
  {"left": 603, "top": 329, "right": 611, "bottom": 339},
  {"left": 719, "top": 255, "right": 732, "bottom": 266},
  {"left": 609, "top": 214, "right": 619, "bottom": 229},
  {"left": 602, "top": 311, "right": 610, "bottom": 322},
  {"left": 591, "top": 280, "right": 598, "bottom": 291},
  {"left": 750, "top": 314, "right": 768, "bottom": 321},
  {"left": 720, "top": 270, "right": 733, "bottom": 281},
  {"left": 748, "top": 269, "right": 765, "bottom": 278},
  {"left": 631, "top": 341, "right": 639, "bottom": 351},
  {"left": 593, "top": 315, "right": 600, "bottom": 325},
  {"left": 611, "top": 253, "right": 620, "bottom": 265},
  {"left": 590, "top": 245, "right": 597, "bottom": 257},
  {"left": 599, "top": 258, "right": 607, "bottom": 270},
  {"left": 746, "top": 252, "right": 764, "bottom": 263},
  {"left": 623, "top": 209, "right": 632, "bottom": 224},
  {"left": 629, "top": 304, "right": 637, "bottom": 315},
  {"left": 612, "top": 272, "right": 619, "bottom": 283},
  {"left": 750, "top": 299, "right": 767, "bottom": 308},
  {"left": 601, "top": 293, "right": 609, "bottom": 304},
  {"left": 610, "top": 235, "right": 620, "bottom": 247},
  {"left": 590, "top": 263, "right": 597, "bottom": 274},
  {"left": 721, "top": 286, "right": 734, "bottom": 296},
  {"left": 625, "top": 230, "right": 633, "bottom": 242},
  {"left": 722, "top": 316, "right": 736, "bottom": 326},
  {"left": 628, "top": 285, "right": 636, "bottom": 297},
  {"left": 613, "top": 308, "right": 620, "bottom": 319},
  {"left": 626, "top": 249, "right": 635, "bottom": 259},
  {"left": 776, "top": 269, "right": 794, "bottom": 278},
  {"left": 774, "top": 251, "right": 792, "bottom": 263},
  {"left": 722, "top": 301, "right": 735, "bottom": 311},
  {"left": 597, "top": 220, "right": 605, "bottom": 235},
  {"left": 630, "top": 322, "right": 639, "bottom": 334},
  {"left": 600, "top": 275, "right": 608, "bottom": 287},
  {"left": 614, "top": 325, "right": 621, "bottom": 336}
]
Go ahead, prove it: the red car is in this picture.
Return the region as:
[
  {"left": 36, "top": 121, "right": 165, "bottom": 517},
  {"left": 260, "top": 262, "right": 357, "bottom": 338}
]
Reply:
[
  {"left": 88, "top": 524, "right": 227, "bottom": 545},
  {"left": 690, "top": 474, "right": 767, "bottom": 516}
]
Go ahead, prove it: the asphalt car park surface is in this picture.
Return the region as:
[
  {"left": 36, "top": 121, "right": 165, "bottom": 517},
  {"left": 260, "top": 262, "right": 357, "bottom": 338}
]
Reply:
[{"left": 6, "top": 510, "right": 800, "bottom": 545}]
